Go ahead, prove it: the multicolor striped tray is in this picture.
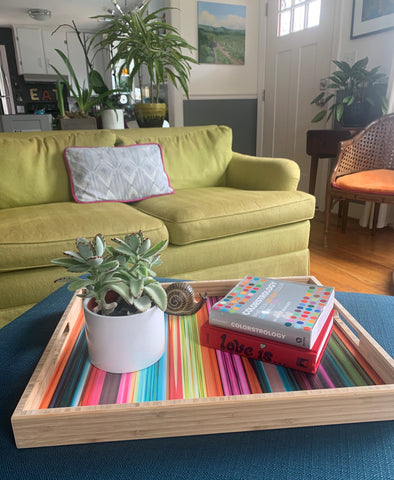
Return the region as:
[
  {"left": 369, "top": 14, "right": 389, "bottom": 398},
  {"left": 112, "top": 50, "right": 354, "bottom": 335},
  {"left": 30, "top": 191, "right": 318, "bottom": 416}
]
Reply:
[{"left": 12, "top": 277, "right": 394, "bottom": 448}]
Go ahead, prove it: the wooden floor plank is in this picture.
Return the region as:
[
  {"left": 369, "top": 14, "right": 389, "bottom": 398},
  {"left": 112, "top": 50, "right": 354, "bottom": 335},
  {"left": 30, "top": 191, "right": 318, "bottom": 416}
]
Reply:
[{"left": 309, "top": 212, "right": 394, "bottom": 295}]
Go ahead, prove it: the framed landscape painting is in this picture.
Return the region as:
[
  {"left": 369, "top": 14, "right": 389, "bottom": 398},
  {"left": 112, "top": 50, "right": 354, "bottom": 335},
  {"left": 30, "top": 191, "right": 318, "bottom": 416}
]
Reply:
[
  {"left": 351, "top": 0, "right": 394, "bottom": 38},
  {"left": 198, "top": 1, "right": 246, "bottom": 65}
]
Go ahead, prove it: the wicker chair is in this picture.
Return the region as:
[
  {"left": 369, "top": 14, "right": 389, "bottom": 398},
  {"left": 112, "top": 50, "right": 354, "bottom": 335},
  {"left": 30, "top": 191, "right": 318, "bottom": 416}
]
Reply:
[{"left": 324, "top": 113, "right": 394, "bottom": 243}]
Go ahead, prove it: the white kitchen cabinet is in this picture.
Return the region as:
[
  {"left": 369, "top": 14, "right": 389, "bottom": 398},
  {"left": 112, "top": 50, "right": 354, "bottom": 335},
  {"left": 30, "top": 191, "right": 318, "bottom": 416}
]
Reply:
[
  {"left": 14, "top": 27, "right": 46, "bottom": 75},
  {"left": 42, "top": 30, "right": 68, "bottom": 76},
  {"left": 14, "top": 27, "right": 70, "bottom": 77}
]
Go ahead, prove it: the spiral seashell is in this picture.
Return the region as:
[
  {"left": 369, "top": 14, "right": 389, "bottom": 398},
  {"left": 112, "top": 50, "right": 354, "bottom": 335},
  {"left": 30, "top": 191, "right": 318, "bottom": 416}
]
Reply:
[{"left": 165, "top": 282, "right": 206, "bottom": 316}]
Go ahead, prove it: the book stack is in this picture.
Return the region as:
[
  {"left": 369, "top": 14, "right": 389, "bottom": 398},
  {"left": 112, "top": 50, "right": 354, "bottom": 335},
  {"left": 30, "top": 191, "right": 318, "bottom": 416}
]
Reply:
[{"left": 200, "top": 276, "right": 335, "bottom": 374}]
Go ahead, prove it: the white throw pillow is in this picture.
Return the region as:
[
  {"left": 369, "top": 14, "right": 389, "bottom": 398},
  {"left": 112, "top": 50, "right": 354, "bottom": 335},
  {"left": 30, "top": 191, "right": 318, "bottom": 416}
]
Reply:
[{"left": 64, "top": 143, "right": 174, "bottom": 203}]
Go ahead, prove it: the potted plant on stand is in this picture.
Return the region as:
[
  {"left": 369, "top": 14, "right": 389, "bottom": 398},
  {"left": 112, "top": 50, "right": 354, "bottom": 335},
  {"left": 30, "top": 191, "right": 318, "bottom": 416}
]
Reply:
[
  {"left": 92, "top": 0, "right": 197, "bottom": 127},
  {"left": 310, "top": 57, "right": 388, "bottom": 127},
  {"left": 51, "top": 231, "right": 168, "bottom": 373}
]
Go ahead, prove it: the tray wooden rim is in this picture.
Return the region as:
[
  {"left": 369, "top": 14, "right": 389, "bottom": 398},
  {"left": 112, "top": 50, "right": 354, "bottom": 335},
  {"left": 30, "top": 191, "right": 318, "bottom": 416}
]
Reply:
[{"left": 11, "top": 276, "right": 394, "bottom": 448}]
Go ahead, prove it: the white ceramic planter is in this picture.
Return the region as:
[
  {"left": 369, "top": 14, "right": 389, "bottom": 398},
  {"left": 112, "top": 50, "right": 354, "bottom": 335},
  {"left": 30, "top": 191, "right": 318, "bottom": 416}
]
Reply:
[
  {"left": 101, "top": 109, "right": 124, "bottom": 129},
  {"left": 83, "top": 299, "right": 165, "bottom": 373}
]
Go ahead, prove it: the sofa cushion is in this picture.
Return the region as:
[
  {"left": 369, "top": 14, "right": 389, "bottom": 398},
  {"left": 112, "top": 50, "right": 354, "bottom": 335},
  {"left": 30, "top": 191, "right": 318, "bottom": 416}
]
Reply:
[
  {"left": 114, "top": 125, "right": 233, "bottom": 190},
  {"left": 134, "top": 187, "right": 315, "bottom": 245},
  {"left": 64, "top": 143, "right": 173, "bottom": 203},
  {"left": 0, "top": 202, "right": 168, "bottom": 272},
  {"left": 0, "top": 130, "right": 117, "bottom": 209}
]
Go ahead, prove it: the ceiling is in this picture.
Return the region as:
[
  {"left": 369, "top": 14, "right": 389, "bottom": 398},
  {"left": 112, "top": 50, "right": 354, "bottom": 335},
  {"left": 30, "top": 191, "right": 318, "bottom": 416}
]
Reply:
[{"left": 0, "top": 0, "right": 143, "bottom": 32}]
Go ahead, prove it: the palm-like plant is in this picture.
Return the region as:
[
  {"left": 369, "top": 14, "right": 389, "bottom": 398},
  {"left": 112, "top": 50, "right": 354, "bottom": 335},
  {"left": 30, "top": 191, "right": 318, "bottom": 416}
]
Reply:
[{"left": 92, "top": 0, "right": 197, "bottom": 103}]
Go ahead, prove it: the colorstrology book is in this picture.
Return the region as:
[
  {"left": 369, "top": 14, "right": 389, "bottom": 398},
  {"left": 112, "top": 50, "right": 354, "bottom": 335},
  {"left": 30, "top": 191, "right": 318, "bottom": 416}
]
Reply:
[{"left": 209, "top": 276, "right": 335, "bottom": 349}]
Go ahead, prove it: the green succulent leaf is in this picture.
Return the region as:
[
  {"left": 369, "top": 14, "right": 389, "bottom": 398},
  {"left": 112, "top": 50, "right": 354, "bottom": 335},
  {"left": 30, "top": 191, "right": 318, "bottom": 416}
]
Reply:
[
  {"left": 63, "top": 251, "right": 87, "bottom": 263},
  {"left": 129, "top": 278, "right": 144, "bottom": 297},
  {"left": 76, "top": 238, "right": 94, "bottom": 259},
  {"left": 144, "top": 283, "right": 167, "bottom": 311},
  {"left": 86, "top": 256, "right": 104, "bottom": 266},
  {"left": 134, "top": 295, "right": 153, "bottom": 312},
  {"left": 67, "top": 278, "right": 95, "bottom": 291},
  {"left": 139, "top": 238, "right": 151, "bottom": 255},
  {"left": 92, "top": 234, "right": 106, "bottom": 257}
]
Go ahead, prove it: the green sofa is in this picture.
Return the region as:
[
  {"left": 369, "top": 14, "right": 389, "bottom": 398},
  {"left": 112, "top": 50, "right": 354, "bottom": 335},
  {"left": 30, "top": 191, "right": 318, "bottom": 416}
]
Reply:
[{"left": 0, "top": 125, "right": 315, "bottom": 326}]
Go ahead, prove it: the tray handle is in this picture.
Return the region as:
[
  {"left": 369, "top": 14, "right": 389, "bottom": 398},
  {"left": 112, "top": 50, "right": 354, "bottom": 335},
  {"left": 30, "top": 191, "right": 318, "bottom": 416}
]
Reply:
[{"left": 334, "top": 299, "right": 394, "bottom": 383}]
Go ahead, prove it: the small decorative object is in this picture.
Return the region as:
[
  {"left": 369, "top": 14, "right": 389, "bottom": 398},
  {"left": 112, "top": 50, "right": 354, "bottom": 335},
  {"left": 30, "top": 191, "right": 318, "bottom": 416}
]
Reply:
[
  {"left": 165, "top": 282, "right": 207, "bottom": 316},
  {"left": 310, "top": 57, "right": 388, "bottom": 127},
  {"left": 351, "top": 0, "right": 394, "bottom": 39},
  {"left": 92, "top": 0, "right": 197, "bottom": 127},
  {"left": 52, "top": 231, "right": 167, "bottom": 373}
]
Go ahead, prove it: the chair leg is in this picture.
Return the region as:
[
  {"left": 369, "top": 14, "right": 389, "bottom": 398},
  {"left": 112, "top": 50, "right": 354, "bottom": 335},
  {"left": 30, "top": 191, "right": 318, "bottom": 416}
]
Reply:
[
  {"left": 341, "top": 200, "right": 349, "bottom": 233},
  {"left": 372, "top": 203, "right": 381, "bottom": 235},
  {"left": 324, "top": 191, "right": 332, "bottom": 247}
]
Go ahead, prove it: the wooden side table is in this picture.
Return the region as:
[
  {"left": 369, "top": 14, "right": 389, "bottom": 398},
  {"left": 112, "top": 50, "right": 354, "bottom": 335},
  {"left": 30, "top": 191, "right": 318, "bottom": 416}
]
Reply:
[{"left": 306, "top": 129, "right": 359, "bottom": 195}]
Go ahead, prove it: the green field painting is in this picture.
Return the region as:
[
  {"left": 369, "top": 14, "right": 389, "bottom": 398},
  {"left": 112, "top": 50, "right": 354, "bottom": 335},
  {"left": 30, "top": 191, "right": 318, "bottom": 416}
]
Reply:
[{"left": 198, "top": 2, "right": 246, "bottom": 65}]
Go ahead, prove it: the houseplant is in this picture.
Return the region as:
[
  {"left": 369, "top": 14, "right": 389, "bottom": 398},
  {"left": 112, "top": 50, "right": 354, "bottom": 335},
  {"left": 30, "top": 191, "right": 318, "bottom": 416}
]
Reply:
[
  {"left": 92, "top": 0, "right": 197, "bottom": 127},
  {"left": 310, "top": 57, "right": 388, "bottom": 127},
  {"left": 51, "top": 21, "right": 122, "bottom": 129},
  {"left": 51, "top": 49, "right": 115, "bottom": 129},
  {"left": 52, "top": 231, "right": 168, "bottom": 373}
]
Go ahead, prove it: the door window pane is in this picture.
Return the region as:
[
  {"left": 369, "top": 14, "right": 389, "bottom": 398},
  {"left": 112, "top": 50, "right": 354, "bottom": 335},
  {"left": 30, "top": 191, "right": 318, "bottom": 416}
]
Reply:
[
  {"left": 278, "top": 10, "right": 291, "bottom": 36},
  {"left": 293, "top": 5, "right": 306, "bottom": 32},
  {"left": 307, "top": 0, "right": 321, "bottom": 27},
  {"left": 277, "top": 0, "right": 320, "bottom": 36}
]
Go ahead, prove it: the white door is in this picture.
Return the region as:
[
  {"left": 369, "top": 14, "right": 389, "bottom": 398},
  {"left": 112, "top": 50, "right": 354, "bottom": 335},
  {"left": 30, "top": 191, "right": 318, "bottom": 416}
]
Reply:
[{"left": 262, "top": 0, "right": 337, "bottom": 208}]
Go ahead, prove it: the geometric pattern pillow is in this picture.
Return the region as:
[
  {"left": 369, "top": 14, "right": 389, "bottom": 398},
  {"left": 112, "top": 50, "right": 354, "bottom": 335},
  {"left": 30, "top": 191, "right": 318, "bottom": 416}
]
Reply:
[{"left": 63, "top": 143, "right": 174, "bottom": 203}]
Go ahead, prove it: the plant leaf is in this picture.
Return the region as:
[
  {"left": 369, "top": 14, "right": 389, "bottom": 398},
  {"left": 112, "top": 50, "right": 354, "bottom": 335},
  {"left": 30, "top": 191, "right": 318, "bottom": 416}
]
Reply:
[
  {"left": 134, "top": 295, "right": 152, "bottom": 312},
  {"left": 311, "top": 110, "right": 327, "bottom": 123},
  {"left": 144, "top": 283, "right": 167, "bottom": 311}
]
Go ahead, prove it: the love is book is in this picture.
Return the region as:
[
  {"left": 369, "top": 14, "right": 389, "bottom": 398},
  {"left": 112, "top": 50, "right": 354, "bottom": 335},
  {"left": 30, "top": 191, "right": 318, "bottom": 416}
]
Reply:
[
  {"left": 200, "top": 309, "right": 334, "bottom": 373},
  {"left": 209, "top": 276, "right": 335, "bottom": 349}
]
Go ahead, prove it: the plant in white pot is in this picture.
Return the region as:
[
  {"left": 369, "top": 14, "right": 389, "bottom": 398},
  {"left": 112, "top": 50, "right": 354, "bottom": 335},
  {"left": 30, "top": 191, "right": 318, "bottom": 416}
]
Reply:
[{"left": 52, "top": 231, "right": 167, "bottom": 373}]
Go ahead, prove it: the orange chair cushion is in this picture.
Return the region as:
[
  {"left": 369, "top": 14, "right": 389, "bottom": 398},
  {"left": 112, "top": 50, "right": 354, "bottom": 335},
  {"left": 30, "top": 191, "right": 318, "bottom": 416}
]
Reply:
[{"left": 333, "top": 169, "right": 394, "bottom": 195}]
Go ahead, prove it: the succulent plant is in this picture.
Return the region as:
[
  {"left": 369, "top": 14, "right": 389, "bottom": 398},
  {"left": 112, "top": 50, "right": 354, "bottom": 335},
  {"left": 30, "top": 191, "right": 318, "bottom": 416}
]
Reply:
[{"left": 52, "top": 231, "right": 167, "bottom": 316}]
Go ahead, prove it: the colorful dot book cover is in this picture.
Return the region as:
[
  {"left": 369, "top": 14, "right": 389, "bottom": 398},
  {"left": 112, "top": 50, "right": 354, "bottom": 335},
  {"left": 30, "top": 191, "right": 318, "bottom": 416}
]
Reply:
[{"left": 209, "top": 276, "right": 335, "bottom": 349}]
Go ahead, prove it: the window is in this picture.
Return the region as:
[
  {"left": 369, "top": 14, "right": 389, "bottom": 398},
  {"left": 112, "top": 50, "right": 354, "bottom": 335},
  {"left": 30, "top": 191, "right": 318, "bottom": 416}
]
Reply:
[{"left": 278, "top": 0, "right": 321, "bottom": 36}]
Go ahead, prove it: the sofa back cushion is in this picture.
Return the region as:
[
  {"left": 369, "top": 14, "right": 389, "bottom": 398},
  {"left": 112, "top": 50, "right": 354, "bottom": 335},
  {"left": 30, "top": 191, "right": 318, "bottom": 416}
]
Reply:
[
  {"left": 0, "top": 130, "right": 116, "bottom": 209},
  {"left": 115, "top": 125, "right": 233, "bottom": 190}
]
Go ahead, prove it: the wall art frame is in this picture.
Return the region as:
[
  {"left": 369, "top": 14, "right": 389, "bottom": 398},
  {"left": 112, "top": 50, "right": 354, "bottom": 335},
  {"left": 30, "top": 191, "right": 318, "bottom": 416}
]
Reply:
[{"left": 351, "top": 0, "right": 394, "bottom": 39}]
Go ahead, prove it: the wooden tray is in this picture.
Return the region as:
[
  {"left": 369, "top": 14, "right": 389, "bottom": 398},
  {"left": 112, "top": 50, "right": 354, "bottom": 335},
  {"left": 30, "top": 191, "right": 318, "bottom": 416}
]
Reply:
[{"left": 11, "top": 276, "right": 394, "bottom": 448}]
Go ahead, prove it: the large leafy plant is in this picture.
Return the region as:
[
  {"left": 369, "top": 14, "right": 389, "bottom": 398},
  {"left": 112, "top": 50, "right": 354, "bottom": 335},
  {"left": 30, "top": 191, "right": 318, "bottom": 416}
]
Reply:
[
  {"left": 311, "top": 57, "right": 388, "bottom": 123},
  {"left": 52, "top": 232, "right": 167, "bottom": 316},
  {"left": 92, "top": 0, "right": 197, "bottom": 103}
]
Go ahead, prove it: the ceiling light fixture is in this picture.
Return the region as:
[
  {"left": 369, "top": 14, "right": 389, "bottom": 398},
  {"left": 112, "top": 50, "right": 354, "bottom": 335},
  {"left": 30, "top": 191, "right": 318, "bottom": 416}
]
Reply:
[{"left": 27, "top": 9, "right": 52, "bottom": 21}]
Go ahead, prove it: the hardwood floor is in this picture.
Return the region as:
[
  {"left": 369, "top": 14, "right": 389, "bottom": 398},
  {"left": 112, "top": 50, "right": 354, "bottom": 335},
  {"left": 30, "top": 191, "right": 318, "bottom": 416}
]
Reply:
[{"left": 309, "top": 211, "right": 394, "bottom": 295}]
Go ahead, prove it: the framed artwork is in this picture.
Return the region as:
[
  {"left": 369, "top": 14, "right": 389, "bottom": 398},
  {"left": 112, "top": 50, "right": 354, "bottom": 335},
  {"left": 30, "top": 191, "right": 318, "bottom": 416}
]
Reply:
[
  {"left": 351, "top": 0, "right": 394, "bottom": 39},
  {"left": 197, "top": 1, "right": 246, "bottom": 65}
]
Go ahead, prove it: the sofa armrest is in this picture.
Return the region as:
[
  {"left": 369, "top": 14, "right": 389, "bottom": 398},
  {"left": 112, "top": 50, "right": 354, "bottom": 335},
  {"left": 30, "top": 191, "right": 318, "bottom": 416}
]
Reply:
[{"left": 226, "top": 152, "right": 300, "bottom": 191}]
